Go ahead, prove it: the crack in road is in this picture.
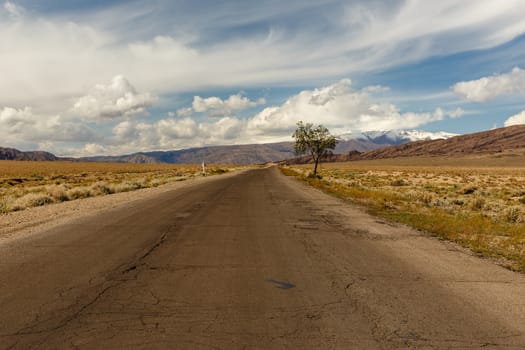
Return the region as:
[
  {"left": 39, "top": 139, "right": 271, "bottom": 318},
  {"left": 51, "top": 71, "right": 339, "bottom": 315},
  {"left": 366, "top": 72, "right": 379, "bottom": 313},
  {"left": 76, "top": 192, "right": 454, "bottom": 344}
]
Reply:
[{"left": 1, "top": 229, "right": 172, "bottom": 342}]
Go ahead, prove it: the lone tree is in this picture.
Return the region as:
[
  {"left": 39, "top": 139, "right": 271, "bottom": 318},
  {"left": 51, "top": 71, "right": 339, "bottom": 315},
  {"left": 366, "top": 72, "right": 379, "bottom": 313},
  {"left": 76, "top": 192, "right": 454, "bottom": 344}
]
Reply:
[{"left": 292, "top": 121, "right": 337, "bottom": 176}]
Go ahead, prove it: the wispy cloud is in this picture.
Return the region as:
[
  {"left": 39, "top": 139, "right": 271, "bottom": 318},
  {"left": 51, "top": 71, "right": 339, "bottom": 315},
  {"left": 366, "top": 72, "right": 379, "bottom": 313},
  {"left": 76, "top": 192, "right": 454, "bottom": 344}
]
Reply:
[
  {"left": 2, "top": 1, "right": 525, "bottom": 113},
  {"left": 3, "top": 1, "right": 24, "bottom": 18}
]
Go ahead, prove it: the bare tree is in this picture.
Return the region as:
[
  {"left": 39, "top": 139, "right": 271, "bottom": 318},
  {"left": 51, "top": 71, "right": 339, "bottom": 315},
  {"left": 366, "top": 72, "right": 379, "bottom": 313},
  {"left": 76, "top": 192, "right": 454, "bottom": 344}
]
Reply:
[{"left": 292, "top": 121, "right": 337, "bottom": 176}]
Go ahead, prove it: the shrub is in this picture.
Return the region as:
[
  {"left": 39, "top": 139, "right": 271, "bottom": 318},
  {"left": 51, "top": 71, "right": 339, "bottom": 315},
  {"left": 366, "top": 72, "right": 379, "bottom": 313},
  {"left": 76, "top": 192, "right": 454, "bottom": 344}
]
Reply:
[
  {"left": 0, "top": 198, "right": 9, "bottom": 213},
  {"left": 210, "top": 168, "right": 227, "bottom": 175},
  {"left": 461, "top": 186, "right": 477, "bottom": 195},
  {"left": 91, "top": 181, "right": 113, "bottom": 195},
  {"left": 47, "top": 184, "right": 69, "bottom": 202},
  {"left": 452, "top": 199, "right": 464, "bottom": 206},
  {"left": 307, "top": 172, "right": 322, "bottom": 179},
  {"left": 66, "top": 187, "right": 92, "bottom": 200},
  {"left": 419, "top": 193, "right": 434, "bottom": 205},
  {"left": 471, "top": 197, "right": 485, "bottom": 210},
  {"left": 504, "top": 207, "right": 522, "bottom": 223},
  {"left": 390, "top": 179, "right": 407, "bottom": 186},
  {"left": 11, "top": 193, "right": 53, "bottom": 211}
]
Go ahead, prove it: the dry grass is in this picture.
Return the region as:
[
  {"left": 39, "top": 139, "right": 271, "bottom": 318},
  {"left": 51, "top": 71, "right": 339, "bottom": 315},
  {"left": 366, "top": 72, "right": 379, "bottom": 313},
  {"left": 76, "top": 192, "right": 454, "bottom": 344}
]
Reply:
[
  {"left": 0, "top": 161, "right": 240, "bottom": 213},
  {"left": 281, "top": 156, "right": 525, "bottom": 272}
]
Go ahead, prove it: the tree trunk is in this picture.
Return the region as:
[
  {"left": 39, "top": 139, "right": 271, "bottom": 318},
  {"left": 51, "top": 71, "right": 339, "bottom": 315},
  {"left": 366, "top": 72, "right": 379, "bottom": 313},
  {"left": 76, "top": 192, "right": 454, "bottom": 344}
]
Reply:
[{"left": 313, "top": 156, "right": 319, "bottom": 175}]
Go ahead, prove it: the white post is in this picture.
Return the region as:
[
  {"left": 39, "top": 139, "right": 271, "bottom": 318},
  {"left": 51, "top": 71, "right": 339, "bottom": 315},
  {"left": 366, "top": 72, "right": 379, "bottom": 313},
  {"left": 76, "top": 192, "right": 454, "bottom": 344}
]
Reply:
[{"left": 201, "top": 161, "right": 206, "bottom": 176}]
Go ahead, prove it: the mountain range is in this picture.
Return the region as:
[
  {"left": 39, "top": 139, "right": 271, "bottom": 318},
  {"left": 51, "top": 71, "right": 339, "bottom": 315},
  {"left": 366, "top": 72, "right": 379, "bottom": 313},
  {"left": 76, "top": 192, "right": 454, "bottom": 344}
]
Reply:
[
  {"left": 2, "top": 126, "right": 523, "bottom": 164},
  {"left": 0, "top": 147, "right": 59, "bottom": 161},
  {"left": 359, "top": 124, "right": 525, "bottom": 159},
  {"left": 0, "top": 129, "right": 453, "bottom": 164}
]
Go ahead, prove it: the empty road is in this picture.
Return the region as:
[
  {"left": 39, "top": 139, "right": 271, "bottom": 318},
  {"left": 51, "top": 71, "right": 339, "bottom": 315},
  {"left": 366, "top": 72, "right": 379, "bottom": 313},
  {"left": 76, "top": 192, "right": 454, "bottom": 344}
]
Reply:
[{"left": 1, "top": 167, "right": 524, "bottom": 349}]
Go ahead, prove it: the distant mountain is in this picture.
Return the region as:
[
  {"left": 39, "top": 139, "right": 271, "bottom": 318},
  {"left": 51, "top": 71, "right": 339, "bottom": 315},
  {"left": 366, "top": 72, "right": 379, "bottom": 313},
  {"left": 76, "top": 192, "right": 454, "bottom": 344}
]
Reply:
[
  {"left": 0, "top": 147, "right": 58, "bottom": 161},
  {"left": 282, "top": 125, "right": 525, "bottom": 165},
  {"left": 1, "top": 128, "right": 469, "bottom": 164},
  {"left": 81, "top": 140, "right": 383, "bottom": 165},
  {"left": 360, "top": 125, "right": 525, "bottom": 160},
  {"left": 340, "top": 129, "right": 458, "bottom": 145},
  {"left": 79, "top": 129, "right": 454, "bottom": 164}
]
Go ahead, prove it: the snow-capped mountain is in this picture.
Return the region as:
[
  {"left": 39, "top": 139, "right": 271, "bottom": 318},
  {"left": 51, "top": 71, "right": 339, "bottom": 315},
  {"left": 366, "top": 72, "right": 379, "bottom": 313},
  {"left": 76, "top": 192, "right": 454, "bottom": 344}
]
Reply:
[{"left": 339, "top": 130, "right": 459, "bottom": 145}]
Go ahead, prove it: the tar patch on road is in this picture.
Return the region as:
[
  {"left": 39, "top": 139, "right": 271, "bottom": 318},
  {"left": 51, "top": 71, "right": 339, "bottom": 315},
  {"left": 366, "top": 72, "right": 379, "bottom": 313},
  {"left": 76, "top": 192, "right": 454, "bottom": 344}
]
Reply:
[{"left": 266, "top": 279, "right": 296, "bottom": 290}]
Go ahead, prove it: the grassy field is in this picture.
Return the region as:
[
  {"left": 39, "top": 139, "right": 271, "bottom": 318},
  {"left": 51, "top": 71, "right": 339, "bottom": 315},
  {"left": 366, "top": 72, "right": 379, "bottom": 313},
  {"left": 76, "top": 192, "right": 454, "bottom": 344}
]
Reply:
[
  {"left": 281, "top": 156, "right": 525, "bottom": 272},
  {"left": 0, "top": 161, "right": 238, "bottom": 214}
]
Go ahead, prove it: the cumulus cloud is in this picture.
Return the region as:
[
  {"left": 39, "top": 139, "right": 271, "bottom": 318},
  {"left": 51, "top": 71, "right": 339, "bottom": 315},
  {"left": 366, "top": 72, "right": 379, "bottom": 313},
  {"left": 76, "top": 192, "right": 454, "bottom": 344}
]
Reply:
[
  {"left": 2, "top": 78, "right": 466, "bottom": 156},
  {"left": 72, "top": 75, "right": 157, "bottom": 120},
  {"left": 0, "top": 107, "right": 97, "bottom": 150},
  {"left": 504, "top": 110, "right": 525, "bottom": 127},
  {"left": 178, "top": 94, "right": 266, "bottom": 118},
  {"left": 452, "top": 67, "right": 525, "bottom": 102},
  {"left": 103, "top": 80, "right": 462, "bottom": 154},
  {"left": 3, "top": 1, "right": 24, "bottom": 18},
  {"left": 245, "top": 79, "right": 455, "bottom": 138},
  {"left": 109, "top": 115, "right": 246, "bottom": 154}
]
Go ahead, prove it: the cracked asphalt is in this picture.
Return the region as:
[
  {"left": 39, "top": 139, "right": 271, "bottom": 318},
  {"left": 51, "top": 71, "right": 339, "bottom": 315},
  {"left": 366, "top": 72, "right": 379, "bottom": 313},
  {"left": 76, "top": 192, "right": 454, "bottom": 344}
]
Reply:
[{"left": 1, "top": 167, "right": 525, "bottom": 349}]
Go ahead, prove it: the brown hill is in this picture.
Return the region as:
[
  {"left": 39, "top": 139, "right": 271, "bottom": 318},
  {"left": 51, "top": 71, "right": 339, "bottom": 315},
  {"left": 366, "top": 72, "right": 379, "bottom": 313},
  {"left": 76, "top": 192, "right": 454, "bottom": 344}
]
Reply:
[
  {"left": 359, "top": 125, "right": 525, "bottom": 159},
  {"left": 0, "top": 147, "right": 58, "bottom": 161}
]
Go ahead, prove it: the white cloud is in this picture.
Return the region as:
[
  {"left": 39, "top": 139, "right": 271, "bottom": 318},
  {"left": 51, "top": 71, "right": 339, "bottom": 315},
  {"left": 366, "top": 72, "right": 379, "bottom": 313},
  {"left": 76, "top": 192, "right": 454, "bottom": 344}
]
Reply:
[
  {"left": 363, "top": 85, "right": 390, "bottom": 93},
  {"left": 109, "top": 116, "right": 244, "bottom": 154},
  {"left": 82, "top": 143, "right": 108, "bottom": 156},
  {"left": 448, "top": 108, "right": 465, "bottom": 119},
  {"left": 452, "top": 67, "right": 525, "bottom": 102},
  {"left": 2, "top": 78, "right": 466, "bottom": 156},
  {"left": 102, "top": 80, "right": 461, "bottom": 154},
  {"left": 178, "top": 93, "right": 266, "bottom": 118},
  {"left": 504, "top": 110, "right": 525, "bottom": 127},
  {"left": 176, "top": 107, "right": 193, "bottom": 117},
  {"left": 3, "top": 1, "right": 24, "bottom": 18},
  {"left": 0, "top": 107, "right": 97, "bottom": 150},
  {"left": 2, "top": 1, "right": 525, "bottom": 116},
  {"left": 245, "top": 79, "right": 454, "bottom": 139},
  {"left": 72, "top": 75, "right": 157, "bottom": 120}
]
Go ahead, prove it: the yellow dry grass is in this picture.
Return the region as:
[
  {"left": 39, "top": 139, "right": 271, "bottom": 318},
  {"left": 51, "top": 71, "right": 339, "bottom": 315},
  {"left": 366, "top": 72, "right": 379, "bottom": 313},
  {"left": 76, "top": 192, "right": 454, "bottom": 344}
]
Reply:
[
  {"left": 281, "top": 155, "right": 525, "bottom": 272},
  {"left": 0, "top": 160, "right": 239, "bottom": 213}
]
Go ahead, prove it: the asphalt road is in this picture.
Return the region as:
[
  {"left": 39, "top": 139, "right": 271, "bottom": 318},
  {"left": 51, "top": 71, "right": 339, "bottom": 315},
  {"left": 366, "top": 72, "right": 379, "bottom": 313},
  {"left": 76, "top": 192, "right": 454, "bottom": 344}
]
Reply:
[{"left": 1, "top": 167, "right": 524, "bottom": 349}]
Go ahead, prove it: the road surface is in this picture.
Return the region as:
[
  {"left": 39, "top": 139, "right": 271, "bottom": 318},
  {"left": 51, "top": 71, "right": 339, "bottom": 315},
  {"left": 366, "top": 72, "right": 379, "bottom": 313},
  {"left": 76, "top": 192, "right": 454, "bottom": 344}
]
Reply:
[{"left": 1, "top": 167, "right": 524, "bottom": 349}]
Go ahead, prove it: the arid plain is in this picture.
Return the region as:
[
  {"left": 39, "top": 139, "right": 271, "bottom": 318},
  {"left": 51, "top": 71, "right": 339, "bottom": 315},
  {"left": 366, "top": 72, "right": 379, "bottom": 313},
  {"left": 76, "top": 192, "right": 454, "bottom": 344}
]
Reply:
[{"left": 283, "top": 154, "right": 525, "bottom": 272}]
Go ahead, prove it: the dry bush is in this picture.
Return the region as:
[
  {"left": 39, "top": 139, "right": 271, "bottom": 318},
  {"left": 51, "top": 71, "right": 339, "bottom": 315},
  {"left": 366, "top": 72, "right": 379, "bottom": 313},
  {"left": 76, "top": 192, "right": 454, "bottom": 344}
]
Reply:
[
  {"left": 11, "top": 193, "right": 54, "bottom": 211},
  {"left": 471, "top": 197, "right": 486, "bottom": 210},
  {"left": 0, "top": 161, "right": 243, "bottom": 214},
  {"left": 419, "top": 193, "right": 434, "bottom": 205},
  {"left": 66, "top": 187, "right": 93, "bottom": 200},
  {"left": 47, "top": 184, "right": 69, "bottom": 202},
  {"left": 91, "top": 181, "right": 113, "bottom": 195},
  {"left": 504, "top": 207, "right": 523, "bottom": 223},
  {"left": 390, "top": 179, "right": 407, "bottom": 186}
]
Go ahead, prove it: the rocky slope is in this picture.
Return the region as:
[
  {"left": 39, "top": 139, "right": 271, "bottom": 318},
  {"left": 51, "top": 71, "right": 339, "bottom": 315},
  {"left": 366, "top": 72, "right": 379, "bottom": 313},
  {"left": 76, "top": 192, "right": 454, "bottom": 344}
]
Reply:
[
  {"left": 360, "top": 125, "right": 525, "bottom": 159},
  {"left": 0, "top": 147, "right": 58, "bottom": 161}
]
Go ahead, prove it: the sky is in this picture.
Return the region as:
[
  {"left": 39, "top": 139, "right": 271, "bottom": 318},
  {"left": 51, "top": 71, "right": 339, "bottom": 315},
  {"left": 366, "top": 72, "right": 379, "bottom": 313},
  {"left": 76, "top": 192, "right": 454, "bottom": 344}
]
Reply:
[{"left": 1, "top": 0, "right": 525, "bottom": 156}]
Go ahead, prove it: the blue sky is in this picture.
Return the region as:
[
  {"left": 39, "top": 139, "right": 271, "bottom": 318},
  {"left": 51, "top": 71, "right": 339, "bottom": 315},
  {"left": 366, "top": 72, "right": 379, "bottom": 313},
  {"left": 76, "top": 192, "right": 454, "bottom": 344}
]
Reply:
[{"left": 1, "top": 0, "right": 525, "bottom": 156}]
